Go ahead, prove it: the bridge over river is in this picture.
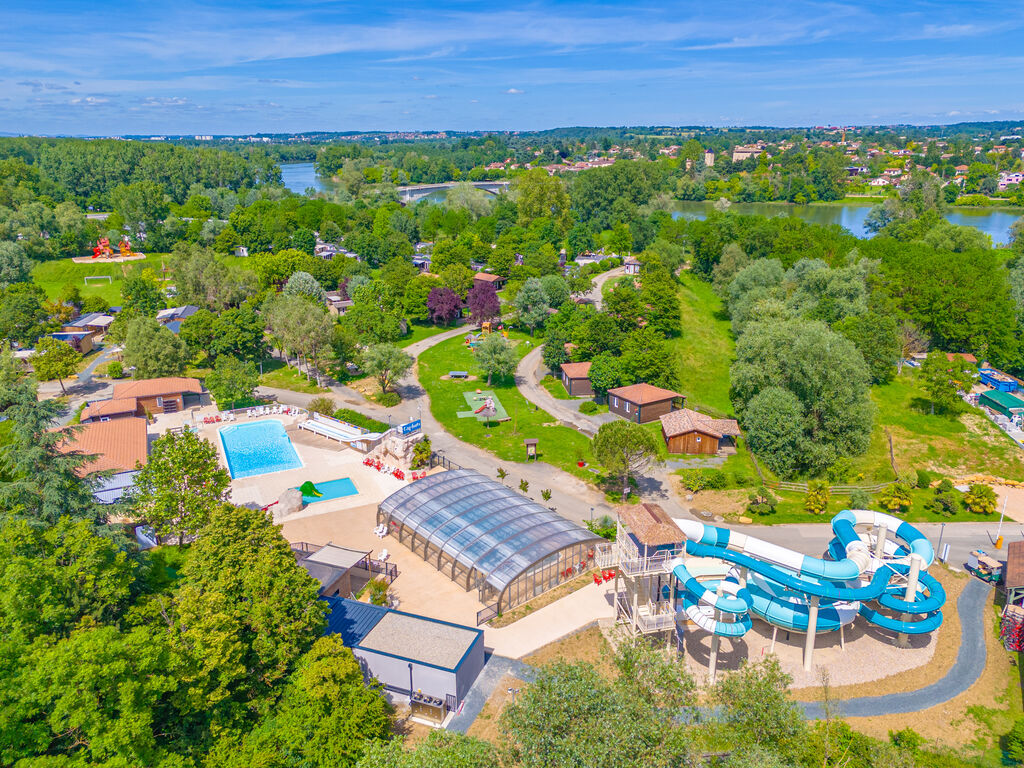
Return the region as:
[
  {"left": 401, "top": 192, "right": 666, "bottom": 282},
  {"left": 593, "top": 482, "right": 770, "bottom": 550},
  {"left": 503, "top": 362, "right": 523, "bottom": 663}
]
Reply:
[{"left": 397, "top": 180, "right": 510, "bottom": 202}]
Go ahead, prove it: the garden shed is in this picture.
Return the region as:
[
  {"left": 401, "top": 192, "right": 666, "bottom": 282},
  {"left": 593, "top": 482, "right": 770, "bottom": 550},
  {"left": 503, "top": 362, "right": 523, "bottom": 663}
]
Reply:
[{"left": 979, "top": 389, "right": 1024, "bottom": 419}]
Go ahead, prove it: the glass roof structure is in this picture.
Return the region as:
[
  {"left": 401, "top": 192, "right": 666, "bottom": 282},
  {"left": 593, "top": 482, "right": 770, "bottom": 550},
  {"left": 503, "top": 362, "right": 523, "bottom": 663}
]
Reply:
[{"left": 378, "top": 469, "right": 601, "bottom": 596}]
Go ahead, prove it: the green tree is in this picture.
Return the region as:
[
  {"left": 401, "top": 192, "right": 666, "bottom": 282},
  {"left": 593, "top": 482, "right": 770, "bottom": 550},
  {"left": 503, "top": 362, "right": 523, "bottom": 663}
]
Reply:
[
  {"left": 835, "top": 312, "right": 900, "bottom": 384},
  {"left": 440, "top": 263, "right": 476, "bottom": 299},
  {"left": 110, "top": 180, "right": 168, "bottom": 237},
  {"left": 0, "top": 284, "right": 48, "bottom": 346},
  {"left": 206, "top": 355, "right": 259, "bottom": 409},
  {"left": 876, "top": 482, "right": 913, "bottom": 514},
  {"left": 588, "top": 352, "right": 622, "bottom": 398},
  {"left": 620, "top": 328, "right": 678, "bottom": 390},
  {"left": 1005, "top": 717, "right": 1024, "bottom": 764},
  {"left": 403, "top": 274, "right": 443, "bottom": 322},
  {"left": 513, "top": 169, "right": 571, "bottom": 232},
  {"left": 123, "top": 317, "right": 189, "bottom": 379},
  {"left": 963, "top": 483, "right": 997, "bottom": 515},
  {"left": 361, "top": 343, "right": 413, "bottom": 394},
  {"left": 592, "top": 421, "right": 662, "bottom": 501},
  {"left": 540, "top": 274, "right": 570, "bottom": 307},
  {"left": 358, "top": 731, "right": 498, "bottom": 768},
  {"left": 0, "top": 240, "right": 33, "bottom": 287},
  {"left": 804, "top": 480, "right": 831, "bottom": 515},
  {"left": 473, "top": 333, "right": 518, "bottom": 386},
  {"left": 514, "top": 277, "right": 551, "bottom": 335},
  {"left": 29, "top": 337, "right": 79, "bottom": 394},
  {"left": 711, "top": 657, "right": 804, "bottom": 751},
  {"left": 129, "top": 429, "right": 230, "bottom": 543},
  {"left": 542, "top": 329, "right": 570, "bottom": 374},
  {"left": 742, "top": 387, "right": 805, "bottom": 478},
  {"left": 919, "top": 350, "right": 972, "bottom": 415},
  {"left": 121, "top": 272, "right": 165, "bottom": 317},
  {"left": 283, "top": 270, "right": 327, "bottom": 304}
]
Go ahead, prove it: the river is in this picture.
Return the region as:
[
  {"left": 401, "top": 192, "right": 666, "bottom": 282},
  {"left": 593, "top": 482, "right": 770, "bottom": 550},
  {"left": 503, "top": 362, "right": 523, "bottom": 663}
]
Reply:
[{"left": 280, "top": 162, "right": 1021, "bottom": 244}]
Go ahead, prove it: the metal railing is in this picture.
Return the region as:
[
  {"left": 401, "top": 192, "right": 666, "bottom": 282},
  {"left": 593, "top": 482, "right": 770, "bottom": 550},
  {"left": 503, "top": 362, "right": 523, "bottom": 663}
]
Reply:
[
  {"left": 366, "top": 560, "right": 399, "bottom": 585},
  {"left": 476, "top": 602, "right": 499, "bottom": 625},
  {"left": 595, "top": 542, "right": 684, "bottom": 576},
  {"left": 430, "top": 452, "right": 464, "bottom": 471}
]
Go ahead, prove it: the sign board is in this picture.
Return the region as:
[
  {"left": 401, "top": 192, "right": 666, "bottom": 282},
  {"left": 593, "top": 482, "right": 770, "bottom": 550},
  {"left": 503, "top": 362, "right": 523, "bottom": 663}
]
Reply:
[{"left": 399, "top": 419, "right": 421, "bottom": 436}]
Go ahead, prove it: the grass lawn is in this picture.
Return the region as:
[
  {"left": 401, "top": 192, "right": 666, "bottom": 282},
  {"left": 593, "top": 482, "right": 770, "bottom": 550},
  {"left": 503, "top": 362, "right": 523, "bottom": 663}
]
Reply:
[
  {"left": 849, "top": 370, "right": 1024, "bottom": 484},
  {"left": 32, "top": 254, "right": 169, "bottom": 305},
  {"left": 258, "top": 358, "right": 329, "bottom": 394},
  {"left": 418, "top": 331, "right": 597, "bottom": 481},
  {"left": 398, "top": 322, "right": 453, "bottom": 348},
  {"left": 540, "top": 374, "right": 571, "bottom": 400},
  {"left": 672, "top": 273, "right": 735, "bottom": 416}
]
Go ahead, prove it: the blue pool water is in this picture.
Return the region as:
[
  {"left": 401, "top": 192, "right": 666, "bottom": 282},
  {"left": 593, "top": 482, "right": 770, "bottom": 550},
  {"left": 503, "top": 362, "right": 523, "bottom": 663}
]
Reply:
[
  {"left": 297, "top": 477, "right": 359, "bottom": 504},
  {"left": 219, "top": 420, "right": 302, "bottom": 478}
]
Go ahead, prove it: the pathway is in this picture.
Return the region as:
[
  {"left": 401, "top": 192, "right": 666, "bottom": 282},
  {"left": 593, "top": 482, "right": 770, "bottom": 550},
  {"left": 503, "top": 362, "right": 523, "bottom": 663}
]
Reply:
[
  {"left": 587, "top": 265, "right": 626, "bottom": 310},
  {"left": 447, "top": 655, "right": 537, "bottom": 734}
]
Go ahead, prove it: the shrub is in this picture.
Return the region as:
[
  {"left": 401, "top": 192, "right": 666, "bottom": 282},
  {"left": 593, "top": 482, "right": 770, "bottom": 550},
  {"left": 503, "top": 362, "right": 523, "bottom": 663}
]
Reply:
[
  {"left": 963, "top": 483, "right": 997, "bottom": 515},
  {"left": 1006, "top": 717, "right": 1024, "bottom": 764},
  {"left": 519, "top": 479, "right": 529, "bottom": 493},
  {"left": 849, "top": 488, "right": 871, "bottom": 510},
  {"left": 497, "top": 467, "right": 508, "bottom": 481},
  {"left": 367, "top": 579, "right": 390, "bottom": 606},
  {"left": 897, "top": 470, "right": 917, "bottom": 488},
  {"left": 585, "top": 514, "right": 617, "bottom": 541},
  {"left": 876, "top": 482, "right": 913, "bottom": 514},
  {"left": 747, "top": 486, "right": 778, "bottom": 516},
  {"left": 106, "top": 360, "right": 123, "bottom": 379},
  {"left": 377, "top": 391, "right": 401, "bottom": 408},
  {"left": 541, "top": 488, "right": 552, "bottom": 502},
  {"left": 825, "top": 458, "right": 852, "bottom": 484},
  {"left": 333, "top": 408, "right": 389, "bottom": 433},
  {"left": 915, "top": 469, "right": 933, "bottom": 489},
  {"left": 411, "top": 437, "right": 432, "bottom": 469},
  {"left": 579, "top": 400, "right": 600, "bottom": 415},
  {"left": 889, "top": 727, "right": 925, "bottom": 754},
  {"left": 678, "top": 468, "right": 728, "bottom": 492},
  {"left": 307, "top": 396, "right": 337, "bottom": 416},
  {"left": 924, "top": 479, "right": 959, "bottom": 517},
  {"left": 804, "top": 480, "right": 830, "bottom": 515}
]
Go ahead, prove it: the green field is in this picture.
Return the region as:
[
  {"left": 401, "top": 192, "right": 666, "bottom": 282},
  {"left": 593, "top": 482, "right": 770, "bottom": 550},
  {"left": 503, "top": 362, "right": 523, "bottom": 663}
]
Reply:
[
  {"left": 673, "top": 273, "right": 735, "bottom": 415},
  {"left": 540, "top": 374, "right": 572, "bottom": 400},
  {"left": 398, "top": 322, "right": 453, "bottom": 348},
  {"left": 418, "top": 332, "right": 596, "bottom": 480},
  {"left": 32, "top": 254, "right": 169, "bottom": 305}
]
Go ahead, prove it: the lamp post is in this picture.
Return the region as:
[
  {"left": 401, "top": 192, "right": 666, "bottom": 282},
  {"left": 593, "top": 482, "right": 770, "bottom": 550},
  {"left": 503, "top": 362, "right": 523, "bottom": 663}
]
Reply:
[{"left": 590, "top": 506, "right": 594, "bottom": 522}]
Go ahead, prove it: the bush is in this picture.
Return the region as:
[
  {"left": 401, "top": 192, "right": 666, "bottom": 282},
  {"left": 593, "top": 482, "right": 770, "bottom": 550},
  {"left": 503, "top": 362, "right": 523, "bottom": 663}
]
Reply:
[
  {"left": 963, "top": 483, "right": 997, "bottom": 515},
  {"left": 849, "top": 488, "right": 871, "bottom": 510},
  {"left": 579, "top": 400, "right": 600, "bottom": 415},
  {"left": 925, "top": 478, "right": 960, "bottom": 517},
  {"left": 678, "top": 468, "right": 728, "bottom": 492},
  {"left": 367, "top": 579, "right": 390, "bottom": 606},
  {"left": 412, "top": 438, "right": 432, "bottom": 469},
  {"left": 585, "top": 514, "right": 617, "bottom": 541},
  {"left": 804, "top": 480, "right": 830, "bottom": 515},
  {"left": 106, "top": 360, "right": 123, "bottom": 379},
  {"left": 333, "top": 408, "right": 389, "bottom": 433},
  {"left": 876, "top": 482, "right": 913, "bottom": 514},
  {"left": 307, "top": 396, "right": 337, "bottom": 416},
  {"left": 889, "top": 727, "right": 925, "bottom": 754},
  {"left": 915, "top": 468, "right": 934, "bottom": 489},
  {"left": 1006, "top": 717, "right": 1024, "bottom": 764},
  {"left": 825, "top": 458, "right": 852, "bottom": 484},
  {"left": 377, "top": 391, "right": 401, "bottom": 408},
  {"left": 747, "top": 486, "right": 778, "bottom": 516}
]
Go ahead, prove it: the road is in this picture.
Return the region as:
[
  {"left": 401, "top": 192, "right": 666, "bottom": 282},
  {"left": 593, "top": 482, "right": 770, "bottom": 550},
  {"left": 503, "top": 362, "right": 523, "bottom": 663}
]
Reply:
[{"left": 586, "top": 265, "right": 625, "bottom": 310}]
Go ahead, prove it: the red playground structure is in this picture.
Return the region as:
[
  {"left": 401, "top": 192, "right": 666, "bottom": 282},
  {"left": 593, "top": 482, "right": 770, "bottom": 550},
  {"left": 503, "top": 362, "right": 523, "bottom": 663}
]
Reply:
[{"left": 91, "top": 237, "right": 140, "bottom": 259}]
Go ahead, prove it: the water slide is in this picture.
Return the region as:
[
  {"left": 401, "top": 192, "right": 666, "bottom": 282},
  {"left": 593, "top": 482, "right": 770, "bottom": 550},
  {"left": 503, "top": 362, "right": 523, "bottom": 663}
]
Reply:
[
  {"left": 299, "top": 416, "right": 387, "bottom": 445},
  {"left": 670, "top": 510, "right": 945, "bottom": 640}
]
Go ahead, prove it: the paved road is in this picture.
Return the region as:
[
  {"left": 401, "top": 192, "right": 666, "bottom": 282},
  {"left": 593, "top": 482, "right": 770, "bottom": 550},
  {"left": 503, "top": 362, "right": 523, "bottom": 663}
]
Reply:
[{"left": 586, "top": 266, "right": 625, "bottom": 310}]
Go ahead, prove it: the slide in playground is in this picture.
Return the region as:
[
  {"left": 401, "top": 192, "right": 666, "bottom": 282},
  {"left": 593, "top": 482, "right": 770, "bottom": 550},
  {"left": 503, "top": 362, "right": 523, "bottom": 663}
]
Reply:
[{"left": 670, "top": 510, "right": 946, "bottom": 641}]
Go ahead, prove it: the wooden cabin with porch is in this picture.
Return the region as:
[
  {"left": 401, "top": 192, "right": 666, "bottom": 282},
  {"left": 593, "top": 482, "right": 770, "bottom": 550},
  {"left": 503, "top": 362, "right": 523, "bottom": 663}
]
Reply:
[
  {"left": 607, "top": 383, "right": 683, "bottom": 424},
  {"left": 660, "top": 408, "right": 741, "bottom": 455}
]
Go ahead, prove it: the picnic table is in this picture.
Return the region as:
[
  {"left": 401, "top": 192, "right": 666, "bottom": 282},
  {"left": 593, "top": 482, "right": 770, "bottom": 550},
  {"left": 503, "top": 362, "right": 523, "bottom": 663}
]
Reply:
[{"left": 449, "top": 370, "right": 468, "bottom": 379}]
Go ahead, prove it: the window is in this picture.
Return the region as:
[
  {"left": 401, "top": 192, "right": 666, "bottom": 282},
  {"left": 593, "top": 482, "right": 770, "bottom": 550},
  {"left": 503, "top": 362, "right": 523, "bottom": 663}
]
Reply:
[
  {"left": 100, "top": 416, "right": 110, "bottom": 422},
  {"left": 624, "top": 401, "right": 630, "bottom": 413},
  {"left": 155, "top": 396, "right": 164, "bottom": 407},
  {"left": 612, "top": 397, "right": 619, "bottom": 407}
]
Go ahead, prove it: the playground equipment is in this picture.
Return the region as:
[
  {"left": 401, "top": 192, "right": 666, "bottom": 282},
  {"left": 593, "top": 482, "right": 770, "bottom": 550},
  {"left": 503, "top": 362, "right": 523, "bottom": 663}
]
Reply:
[
  {"left": 473, "top": 397, "right": 495, "bottom": 415},
  {"left": 671, "top": 510, "right": 945, "bottom": 678},
  {"left": 91, "top": 236, "right": 142, "bottom": 260}
]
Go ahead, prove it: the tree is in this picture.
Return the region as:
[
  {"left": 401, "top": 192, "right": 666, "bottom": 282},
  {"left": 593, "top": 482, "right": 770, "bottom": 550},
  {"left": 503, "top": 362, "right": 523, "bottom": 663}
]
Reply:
[
  {"left": 876, "top": 482, "right": 913, "bottom": 514},
  {"left": 620, "top": 328, "right": 679, "bottom": 390},
  {"left": 588, "top": 352, "right": 622, "bottom": 398},
  {"left": 467, "top": 282, "right": 500, "bottom": 325},
  {"left": 474, "top": 333, "right": 518, "bottom": 385},
  {"left": 963, "top": 483, "right": 997, "bottom": 515},
  {"left": 0, "top": 284, "right": 47, "bottom": 346},
  {"left": 110, "top": 180, "right": 168, "bottom": 237},
  {"left": 592, "top": 421, "right": 662, "bottom": 501},
  {"left": 0, "top": 240, "right": 32, "bottom": 287},
  {"left": 540, "top": 274, "right": 570, "bottom": 307},
  {"left": 896, "top": 320, "right": 928, "bottom": 374},
  {"left": 742, "top": 387, "right": 805, "bottom": 478},
  {"left": 361, "top": 344, "right": 413, "bottom": 394},
  {"left": 122, "top": 317, "right": 189, "bottom": 379},
  {"left": 712, "top": 657, "right": 804, "bottom": 751},
  {"left": 513, "top": 169, "right": 571, "bottom": 232},
  {"left": 835, "top": 312, "right": 900, "bottom": 384},
  {"left": 542, "top": 329, "right": 570, "bottom": 374},
  {"left": 403, "top": 275, "right": 442, "bottom": 321},
  {"left": 919, "top": 350, "right": 973, "bottom": 415},
  {"left": 212, "top": 304, "right": 267, "bottom": 362},
  {"left": 514, "top": 277, "right": 550, "bottom": 335},
  {"left": 440, "top": 263, "right": 476, "bottom": 299},
  {"left": 804, "top": 480, "right": 831, "bottom": 515},
  {"left": 30, "top": 337, "right": 79, "bottom": 394},
  {"left": 283, "top": 270, "right": 327, "bottom": 304},
  {"left": 206, "top": 355, "right": 258, "bottom": 409},
  {"left": 358, "top": 731, "right": 498, "bottom": 768},
  {"left": 427, "top": 286, "right": 462, "bottom": 325},
  {"left": 129, "top": 429, "right": 230, "bottom": 543},
  {"left": 121, "top": 272, "right": 165, "bottom": 317}
]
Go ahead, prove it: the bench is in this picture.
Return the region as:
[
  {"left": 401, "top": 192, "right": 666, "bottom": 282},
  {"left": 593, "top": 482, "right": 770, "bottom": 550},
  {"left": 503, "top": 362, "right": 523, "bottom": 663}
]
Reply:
[{"left": 449, "top": 370, "right": 468, "bottom": 379}]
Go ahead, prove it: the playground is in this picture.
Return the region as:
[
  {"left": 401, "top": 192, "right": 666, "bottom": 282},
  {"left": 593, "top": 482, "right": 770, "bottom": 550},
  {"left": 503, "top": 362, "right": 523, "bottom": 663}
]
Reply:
[
  {"left": 457, "top": 390, "right": 510, "bottom": 423},
  {"left": 71, "top": 237, "right": 146, "bottom": 264}
]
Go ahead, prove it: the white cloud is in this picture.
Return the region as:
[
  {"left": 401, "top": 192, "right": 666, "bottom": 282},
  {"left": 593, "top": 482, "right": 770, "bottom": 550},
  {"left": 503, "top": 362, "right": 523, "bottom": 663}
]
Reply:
[{"left": 505, "top": 88, "right": 524, "bottom": 94}]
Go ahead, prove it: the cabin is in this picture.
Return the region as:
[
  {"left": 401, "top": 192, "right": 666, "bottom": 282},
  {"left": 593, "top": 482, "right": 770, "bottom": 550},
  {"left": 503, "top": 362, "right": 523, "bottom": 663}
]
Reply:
[
  {"left": 54, "top": 416, "right": 149, "bottom": 503},
  {"left": 560, "top": 361, "right": 593, "bottom": 397},
  {"left": 660, "top": 408, "right": 741, "bottom": 455},
  {"left": 607, "top": 383, "right": 684, "bottom": 424},
  {"left": 623, "top": 257, "right": 641, "bottom": 275},
  {"left": 156, "top": 305, "right": 200, "bottom": 329},
  {"left": 81, "top": 376, "right": 203, "bottom": 422},
  {"left": 473, "top": 272, "right": 505, "bottom": 290},
  {"left": 48, "top": 331, "right": 94, "bottom": 354},
  {"left": 63, "top": 312, "right": 114, "bottom": 336}
]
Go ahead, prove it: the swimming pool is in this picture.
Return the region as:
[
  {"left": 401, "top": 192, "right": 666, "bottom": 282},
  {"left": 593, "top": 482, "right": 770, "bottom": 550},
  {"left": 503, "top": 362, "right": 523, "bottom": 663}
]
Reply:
[
  {"left": 219, "top": 420, "right": 302, "bottom": 478},
  {"left": 297, "top": 477, "right": 358, "bottom": 504}
]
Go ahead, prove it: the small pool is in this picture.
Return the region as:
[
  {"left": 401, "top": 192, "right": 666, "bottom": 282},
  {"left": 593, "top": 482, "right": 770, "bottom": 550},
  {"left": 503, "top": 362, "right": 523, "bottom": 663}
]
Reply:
[
  {"left": 297, "top": 477, "right": 358, "bottom": 504},
  {"left": 219, "top": 420, "right": 302, "bottom": 478}
]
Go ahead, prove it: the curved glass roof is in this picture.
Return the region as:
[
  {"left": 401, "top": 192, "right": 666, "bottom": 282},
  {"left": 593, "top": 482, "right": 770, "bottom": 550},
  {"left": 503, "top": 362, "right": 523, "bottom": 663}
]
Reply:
[{"left": 379, "top": 469, "right": 602, "bottom": 595}]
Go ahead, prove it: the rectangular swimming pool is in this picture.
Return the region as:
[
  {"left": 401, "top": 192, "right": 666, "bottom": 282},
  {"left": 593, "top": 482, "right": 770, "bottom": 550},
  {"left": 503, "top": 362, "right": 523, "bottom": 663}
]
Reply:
[
  {"left": 297, "top": 477, "right": 358, "bottom": 504},
  {"left": 219, "top": 420, "right": 302, "bottom": 479}
]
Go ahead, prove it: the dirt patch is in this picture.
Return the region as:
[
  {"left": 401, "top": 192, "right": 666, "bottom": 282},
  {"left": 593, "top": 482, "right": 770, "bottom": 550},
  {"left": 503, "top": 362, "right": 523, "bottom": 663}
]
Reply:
[
  {"left": 793, "top": 565, "right": 967, "bottom": 701},
  {"left": 465, "top": 673, "right": 522, "bottom": 745},
  {"left": 524, "top": 624, "right": 616, "bottom": 677},
  {"left": 670, "top": 479, "right": 748, "bottom": 519},
  {"left": 843, "top": 585, "right": 1015, "bottom": 747},
  {"left": 391, "top": 703, "right": 435, "bottom": 747},
  {"left": 488, "top": 570, "right": 596, "bottom": 628},
  {"left": 440, "top": 374, "right": 479, "bottom": 382}
]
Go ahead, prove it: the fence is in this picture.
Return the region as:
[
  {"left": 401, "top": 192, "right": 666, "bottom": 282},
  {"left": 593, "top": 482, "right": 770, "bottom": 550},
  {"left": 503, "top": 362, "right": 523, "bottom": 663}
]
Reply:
[
  {"left": 476, "top": 602, "right": 499, "bottom": 625},
  {"left": 769, "top": 480, "right": 892, "bottom": 494},
  {"left": 366, "top": 560, "right": 399, "bottom": 585},
  {"left": 430, "top": 452, "right": 464, "bottom": 471}
]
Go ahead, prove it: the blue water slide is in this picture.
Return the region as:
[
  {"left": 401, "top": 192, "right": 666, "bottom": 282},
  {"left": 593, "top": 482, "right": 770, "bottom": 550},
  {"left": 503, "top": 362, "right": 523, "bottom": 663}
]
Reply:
[{"left": 671, "top": 559, "right": 753, "bottom": 638}]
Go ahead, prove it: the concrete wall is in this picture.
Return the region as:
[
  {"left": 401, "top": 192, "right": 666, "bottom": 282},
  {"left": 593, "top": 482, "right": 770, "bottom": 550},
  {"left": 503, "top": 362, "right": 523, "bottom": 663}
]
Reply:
[{"left": 356, "top": 649, "right": 458, "bottom": 701}]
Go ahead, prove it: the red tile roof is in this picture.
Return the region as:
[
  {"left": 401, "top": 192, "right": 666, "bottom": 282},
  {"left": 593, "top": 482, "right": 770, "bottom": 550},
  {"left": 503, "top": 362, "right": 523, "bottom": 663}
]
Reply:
[
  {"left": 112, "top": 377, "right": 201, "bottom": 400},
  {"left": 660, "top": 408, "right": 740, "bottom": 439},
  {"left": 473, "top": 272, "right": 504, "bottom": 283},
  {"left": 54, "top": 417, "right": 149, "bottom": 475},
  {"left": 608, "top": 383, "right": 681, "bottom": 405},
  {"left": 560, "top": 361, "right": 592, "bottom": 379},
  {"left": 946, "top": 352, "right": 978, "bottom": 364},
  {"left": 81, "top": 398, "right": 138, "bottom": 421}
]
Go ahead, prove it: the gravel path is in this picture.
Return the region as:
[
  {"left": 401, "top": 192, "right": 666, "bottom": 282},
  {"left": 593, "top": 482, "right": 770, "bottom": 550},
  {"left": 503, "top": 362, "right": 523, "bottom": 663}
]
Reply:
[{"left": 447, "top": 655, "right": 537, "bottom": 734}]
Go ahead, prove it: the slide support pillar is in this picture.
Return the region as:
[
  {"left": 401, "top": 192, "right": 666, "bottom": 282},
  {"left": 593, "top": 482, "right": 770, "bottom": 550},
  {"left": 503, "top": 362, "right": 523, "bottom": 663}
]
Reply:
[
  {"left": 803, "top": 595, "right": 819, "bottom": 672},
  {"left": 874, "top": 524, "right": 888, "bottom": 559},
  {"left": 708, "top": 582, "right": 725, "bottom": 684},
  {"left": 898, "top": 555, "right": 922, "bottom": 648}
]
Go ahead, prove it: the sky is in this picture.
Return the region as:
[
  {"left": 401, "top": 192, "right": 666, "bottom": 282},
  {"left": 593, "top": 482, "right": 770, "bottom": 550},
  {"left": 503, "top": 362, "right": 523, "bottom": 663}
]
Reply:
[{"left": 2, "top": 0, "right": 1024, "bottom": 136}]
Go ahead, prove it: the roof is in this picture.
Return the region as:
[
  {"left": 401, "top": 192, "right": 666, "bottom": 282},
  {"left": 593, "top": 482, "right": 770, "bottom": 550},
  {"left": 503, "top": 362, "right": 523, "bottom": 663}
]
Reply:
[
  {"left": 473, "top": 272, "right": 503, "bottom": 283},
  {"left": 81, "top": 397, "right": 139, "bottom": 421},
  {"left": 660, "top": 408, "right": 740, "bottom": 439},
  {"left": 156, "top": 305, "right": 200, "bottom": 322},
  {"left": 980, "top": 389, "right": 1024, "bottom": 410},
  {"left": 619, "top": 503, "right": 684, "bottom": 547},
  {"left": 323, "top": 596, "right": 387, "bottom": 646},
  {"left": 305, "top": 543, "right": 370, "bottom": 571},
  {"left": 54, "top": 417, "right": 149, "bottom": 475},
  {"left": 1007, "top": 541, "right": 1024, "bottom": 590},
  {"left": 360, "top": 612, "right": 480, "bottom": 669},
  {"left": 70, "top": 313, "right": 114, "bottom": 328},
  {"left": 378, "top": 469, "right": 601, "bottom": 598},
  {"left": 946, "top": 352, "right": 979, "bottom": 364},
  {"left": 560, "top": 361, "right": 592, "bottom": 379},
  {"left": 112, "top": 377, "right": 202, "bottom": 400},
  {"left": 608, "top": 383, "right": 682, "bottom": 405}
]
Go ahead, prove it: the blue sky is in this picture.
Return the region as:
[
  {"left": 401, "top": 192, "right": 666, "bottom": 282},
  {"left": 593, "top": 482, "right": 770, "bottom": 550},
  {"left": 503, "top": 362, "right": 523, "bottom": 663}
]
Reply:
[{"left": 3, "top": 0, "right": 1024, "bottom": 135}]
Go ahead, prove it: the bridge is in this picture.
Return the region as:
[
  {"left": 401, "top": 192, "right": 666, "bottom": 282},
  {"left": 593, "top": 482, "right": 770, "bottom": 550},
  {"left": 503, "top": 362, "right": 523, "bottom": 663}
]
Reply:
[{"left": 397, "top": 180, "right": 510, "bottom": 203}]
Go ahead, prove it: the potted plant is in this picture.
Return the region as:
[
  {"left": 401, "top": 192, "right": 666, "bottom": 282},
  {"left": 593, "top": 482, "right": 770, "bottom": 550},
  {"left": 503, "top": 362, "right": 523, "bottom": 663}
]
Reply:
[{"left": 575, "top": 448, "right": 586, "bottom": 468}]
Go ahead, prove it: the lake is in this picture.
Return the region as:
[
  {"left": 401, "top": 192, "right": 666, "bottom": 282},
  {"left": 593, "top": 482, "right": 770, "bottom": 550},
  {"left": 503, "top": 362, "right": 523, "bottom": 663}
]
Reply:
[{"left": 280, "top": 162, "right": 1021, "bottom": 244}]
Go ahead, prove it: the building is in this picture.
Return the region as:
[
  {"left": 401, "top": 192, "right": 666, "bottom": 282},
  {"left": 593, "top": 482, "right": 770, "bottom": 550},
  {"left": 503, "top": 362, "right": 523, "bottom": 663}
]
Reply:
[
  {"left": 54, "top": 416, "right": 149, "bottom": 503},
  {"left": 979, "top": 389, "right": 1024, "bottom": 419},
  {"left": 560, "top": 361, "right": 594, "bottom": 397},
  {"left": 660, "top": 408, "right": 741, "bottom": 455},
  {"left": 156, "top": 305, "right": 200, "bottom": 332},
  {"left": 293, "top": 543, "right": 376, "bottom": 598},
  {"left": 623, "top": 257, "right": 641, "bottom": 275},
  {"left": 607, "top": 383, "right": 684, "bottom": 424},
  {"left": 48, "top": 331, "right": 93, "bottom": 354},
  {"left": 63, "top": 312, "right": 114, "bottom": 336},
  {"left": 1007, "top": 541, "right": 1024, "bottom": 607},
  {"left": 377, "top": 469, "right": 602, "bottom": 621},
  {"left": 472, "top": 272, "right": 505, "bottom": 290},
  {"left": 323, "top": 596, "right": 485, "bottom": 721},
  {"left": 703, "top": 150, "right": 715, "bottom": 168},
  {"left": 81, "top": 376, "right": 202, "bottom": 422}
]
